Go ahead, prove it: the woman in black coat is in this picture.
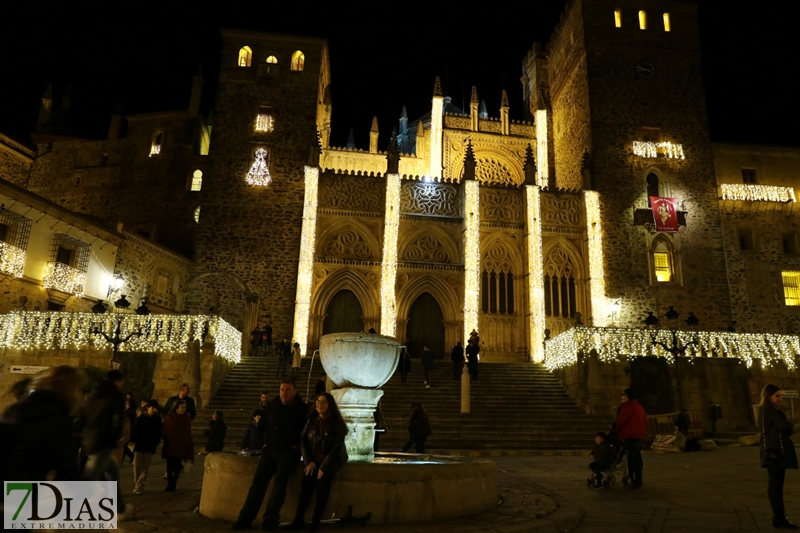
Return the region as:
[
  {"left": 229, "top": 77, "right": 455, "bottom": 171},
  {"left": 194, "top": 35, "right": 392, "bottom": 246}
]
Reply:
[
  {"left": 288, "top": 392, "right": 348, "bottom": 532},
  {"left": 759, "top": 384, "right": 798, "bottom": 529},
  {"left": 402, "top": 402, "right": 432, "bottom": 454}
]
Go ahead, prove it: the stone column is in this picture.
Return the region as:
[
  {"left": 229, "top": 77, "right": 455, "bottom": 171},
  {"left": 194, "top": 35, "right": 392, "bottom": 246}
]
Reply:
[
  {"left": 331, "top": 388, "right": 384, "bottom": 462},
  {"left": 185, "top": 339, "right": 203, "bottom": 409},
  {"left": 586, "top": 349, "right": 608, "bottom": 415},
  {"left": 461, "top": 365, "right": 470, "bottom": 413}
]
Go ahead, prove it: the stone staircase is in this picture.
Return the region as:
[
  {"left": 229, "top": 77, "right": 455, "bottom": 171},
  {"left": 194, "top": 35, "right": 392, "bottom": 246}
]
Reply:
[{"left": 192, "top": 356, "right": 608, "bottom": 452}]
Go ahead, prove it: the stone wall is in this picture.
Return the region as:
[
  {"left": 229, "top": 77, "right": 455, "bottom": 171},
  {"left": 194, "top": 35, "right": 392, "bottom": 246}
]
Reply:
[{"left": 0, "top": 134, "right": 34, "bottom": 187}]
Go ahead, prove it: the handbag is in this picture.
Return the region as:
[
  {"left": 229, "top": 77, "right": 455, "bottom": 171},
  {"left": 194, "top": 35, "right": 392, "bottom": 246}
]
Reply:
[{"left": 762, "top": 411, "right": 784, "bottom": 464}]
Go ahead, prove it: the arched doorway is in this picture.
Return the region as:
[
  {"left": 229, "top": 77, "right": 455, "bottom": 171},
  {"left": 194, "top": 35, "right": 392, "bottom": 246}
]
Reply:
[
  {"left": 323, "top": 290, "right": 364, "bottom": 334},
  {"left": 406, "top": 292, "right": 445, "bottom": 359}
]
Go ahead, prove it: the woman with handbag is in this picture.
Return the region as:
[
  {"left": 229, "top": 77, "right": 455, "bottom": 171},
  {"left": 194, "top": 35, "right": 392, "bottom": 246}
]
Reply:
[
  {"left": 161, "top": 400, "right": 194, "bottom": 492},
  {"left": 759, "top": 384, "right": 798, "bottom": 529}
]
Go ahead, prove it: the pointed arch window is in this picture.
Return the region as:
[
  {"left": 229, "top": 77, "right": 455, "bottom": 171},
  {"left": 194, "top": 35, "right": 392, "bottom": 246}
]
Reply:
[
  {"left": 651, "top": 236, "right": 679, "bottom": 284},
  {"left": 266, "top": 55, "right": 278, "bottom": 64},
  {"left": 190, "top": 170, "right": 203, "bottom": 191},
  {"left": 238, "top": 46, "right": 253, "bottom": 67},
  {"left": 290, "top": 50, "right": 305, "bottom": 71},
  {"left": 150, "top": 131, "right": 163, "bottom": 156},
  {"left": 481, "top": 244, "right": 515, "bottom": 315},
  {"left": 193, "top": 206, "right": 201, "bottom": 223},
  {"left": 543, "top": 247, "right": 581, "bottom": 319}
]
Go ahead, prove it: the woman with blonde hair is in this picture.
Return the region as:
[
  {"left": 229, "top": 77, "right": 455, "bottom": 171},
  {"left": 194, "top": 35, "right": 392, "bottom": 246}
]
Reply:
[
  {"left": 759, "top": 384, "right": 798, "bottom": 529},
  {"left": 1, "top": 365, "right": 84, "bottom": 483}
]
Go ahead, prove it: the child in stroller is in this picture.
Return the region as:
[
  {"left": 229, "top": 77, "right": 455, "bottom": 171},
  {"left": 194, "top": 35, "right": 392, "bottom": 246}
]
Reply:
[{"left": 587, "top": 431, "right": 629, "bottom": 489}]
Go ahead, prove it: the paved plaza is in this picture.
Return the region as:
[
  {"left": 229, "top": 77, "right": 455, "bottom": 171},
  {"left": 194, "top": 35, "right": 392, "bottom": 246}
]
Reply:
[{"left": 116, "top": 446, "right": 798, "bottom": 533}]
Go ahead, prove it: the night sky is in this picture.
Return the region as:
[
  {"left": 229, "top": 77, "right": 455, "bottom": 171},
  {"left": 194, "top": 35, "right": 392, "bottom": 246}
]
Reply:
[{"left": 0, "top": 1, "right": 796, "bottom": 150}]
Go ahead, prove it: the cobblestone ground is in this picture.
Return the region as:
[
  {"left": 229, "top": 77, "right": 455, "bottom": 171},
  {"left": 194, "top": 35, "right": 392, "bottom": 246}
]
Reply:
[{"left": 116, "top": 446, "right": 798, "bottom": 533}]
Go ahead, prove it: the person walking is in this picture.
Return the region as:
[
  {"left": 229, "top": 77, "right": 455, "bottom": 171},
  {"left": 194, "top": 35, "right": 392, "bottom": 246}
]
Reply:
[
  {"left": 759, "top": 384, "right": 798, "bottom": 529},
  {"left": 402, "top": 403, "right": 432, "bottom": 454},
  {"left": 421, "top": 344, "right": 434, "bottom": 388},
  {"left": 250, "top": 325, "right": 263, "bottom": 358},
  {"left": 205, "top": 410, "right": 227, "bottom": 453},
  {"left": 466, "top": 338, "right": 480, "bottom": 380},
  {"left": 450, "top": 342, "right": 464, "bottom": 381},
  {"left": 398, "top": 343, "right": 412, "bottom": 384},
  {"left": 288, "top": 392, "right": 349, "bottom": 532},
  {"left": 615, "top": 388, "right": 647, "bottom": 489},
  {"left": 262, "top": 322, "right": 273, "bottom": 356},
  {"left": 232, "top": 379, "right": 308, "bottom": 531},
  {"left": 275, "top": 338, "right": 291, "bottom": 378},
  {"left": 131, "top": 399, "right": 162, "bottom": 494},
  {"left": 162, "top": 383, "right": 197, "bottom": 421},
  {"left": 161, "top": 399, "right": 194, "bottom": 491},
  {"left": 291, "top": 342, "right": 302, "bottom": 381}
]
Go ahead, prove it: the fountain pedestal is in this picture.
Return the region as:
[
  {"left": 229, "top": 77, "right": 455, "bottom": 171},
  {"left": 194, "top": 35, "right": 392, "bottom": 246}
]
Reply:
[{"left": 331, "top": 388, "right": 383, "bottom": 462}]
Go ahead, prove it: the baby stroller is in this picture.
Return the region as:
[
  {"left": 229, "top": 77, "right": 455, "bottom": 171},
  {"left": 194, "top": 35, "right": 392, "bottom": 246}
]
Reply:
[{"left": 587, "top": 437, "right": 629, "bottom": 489}]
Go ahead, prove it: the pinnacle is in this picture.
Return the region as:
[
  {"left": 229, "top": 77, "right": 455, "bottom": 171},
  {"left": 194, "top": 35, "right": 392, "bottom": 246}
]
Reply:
[
  {"left": 371, "top": 116, "right": 379, "bottom": 132},
  {"left": 433, "top": 76, "right": 443, "bottom": 97},
  {"left": 501, "top": 89, "right": 509, "bottom": 108},
  {"left": 400, "top": 105, "right": 408, "bottom": 119},
  {"left": 471, "top": 86, "right": 479, "bottom": 104}
]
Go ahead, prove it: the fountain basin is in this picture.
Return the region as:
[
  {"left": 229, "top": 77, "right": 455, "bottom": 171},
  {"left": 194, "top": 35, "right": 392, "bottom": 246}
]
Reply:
[
  {"left": 199, "top": 452, "right": 497, "bottom": 525},
  {"left": 319, "top": 332, "right": 400, "bottom": 388}
]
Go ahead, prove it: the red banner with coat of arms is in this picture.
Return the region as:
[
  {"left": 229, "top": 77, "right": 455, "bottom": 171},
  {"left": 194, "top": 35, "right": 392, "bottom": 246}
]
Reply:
[{"left": 650, "top": 197, "right": 679, "bottom": 233}]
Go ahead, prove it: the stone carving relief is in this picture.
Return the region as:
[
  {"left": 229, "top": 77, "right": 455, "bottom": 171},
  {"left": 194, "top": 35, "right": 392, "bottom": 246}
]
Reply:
[
  {"left": 541, "top": 193, "right": 583, "bottom": 227},
  {"left": 544, "top": 247, "right": 580, "bottom": 279},
  {"left": 476, "top": 156, "right": 516, "bottom": 186},
  {"left": 481, "top": 189, "right": 524, "bottom": 222},
  {"left": 402, "top": 235, "right": 450, "bottom": 264},
  {"left": 322, "top": 229, "right": 373, "bottom": 260},
  {"left": 319, "top": 175, "right": 384, "bottom": 212},
  {"left": 401, "top": 182, "right": 462, "bottom": 217},
  {"left": 483, "top": 242, "right": 514, "bottom": 273}
]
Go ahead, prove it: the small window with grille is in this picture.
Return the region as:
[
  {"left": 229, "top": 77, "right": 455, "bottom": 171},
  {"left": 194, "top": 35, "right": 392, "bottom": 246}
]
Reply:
[
  {"left": 0, "top": 208, "right": 32, "bottom": 278},
  {"left": 782, "top": 271, "right": 800, "bottom": 306},
  {"left": 44, "top": 234, "right": 91, "bottom": 296}
]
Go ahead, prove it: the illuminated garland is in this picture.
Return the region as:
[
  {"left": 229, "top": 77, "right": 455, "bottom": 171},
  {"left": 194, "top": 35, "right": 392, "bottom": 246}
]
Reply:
[
  {"left": 292, "top": 166, "right": 319, "bottom": 356},
  {"left": 464, "top": 180, "right": 481, "bottom": 346},
  {"left": 0, "top": 312, "right": 241, "bottom": 363},
  {"left": 149, "top": 144, "right": 161, "bottom": 156},
  {"left": 526, "top": 185, "right": 545, "bottom": 362},
  {"left": 430, "top": 95, "right": 443, "bottom": 179},
  {"left": 584, "top": 191, "right": 607, "bottom": 327},
  {"left": 43, "top": 262, "right": 87, "bottom": 298},
  {"left": 536, "top": 110, "right": 548, "bottom": 188},
  {"left": 245, "top": 148, "right": 272, "bottom": 186},
  {"left": 544, "top": 326, "right": 799, "bottom": 371},
  {"left": 255, "top": 114, "right": 274, "bottom": 133},
  {"left": 719, "top": 184, "right": 796, "bottom": 203},
  {"left": 0, "top": 241, "right": 26, "bottom": 278},
  {"left": 380, "top": 174, "right": 401, "bottom": 336},
  {"left": 632, "top": 141, "right": 685, "bottom": 159}
]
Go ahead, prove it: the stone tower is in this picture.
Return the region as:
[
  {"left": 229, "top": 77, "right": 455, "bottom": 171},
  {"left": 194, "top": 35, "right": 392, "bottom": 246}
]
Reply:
[{"left": 523, "top": 0, "right": 732, "bottom": 328}]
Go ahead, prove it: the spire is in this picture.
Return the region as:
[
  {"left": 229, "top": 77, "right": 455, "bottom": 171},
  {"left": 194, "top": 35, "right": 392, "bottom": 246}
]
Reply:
[
  {"left": 416, "top": 120, "right": 424, "bottom": 137},
  {"left": 371, "top": 116, "right": 379, "bottom": 132},
  {"left": 500, "top": 90, "right": 510, "bottom": 135},
  {"left": 463, "top": 140, "right": 477, "bottom": 181},
  {"left": 500, "top": 89, "right": 509, "bottom": 108},
  {"left": 189, "top": 61, "right": 204, "bottom": 115},
  {"left": 386, "top": 130, "right": 400, "bottom": 174},
  {"left": 470, "top": 86, "right": 479, "bottom": 104},
  {"left": 346, "top": 128, "right": 355, "bottom": 149},
  {"left": 399, "top": 106, "right": 408, "bottom": 136},
  {"left": 433, "top": 76, "right": 442, "bottom": 97},
  {"left": 401, "top": 106, "right": 408, "bottom": 119},
  {"left": 36, "top": 83, "right": 53, "bottom": 129},
  {"left": 479, "top": 100, "right": 488, "bottom": 119},
  {"left": 523, "top": 144, "right": 537, "bottom": 185},
  {"left": 470, "top": 86, "right": 479, "bottom": 131},
  {"left": 369, "top": 117, "right": 379, "bottom": 154}
]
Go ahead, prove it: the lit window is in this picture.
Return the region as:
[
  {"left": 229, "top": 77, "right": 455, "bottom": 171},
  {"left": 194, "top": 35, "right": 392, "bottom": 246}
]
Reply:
[
  {"left": 653, "top": 251, "right": 671, "bottom": 282},
  {"left": 639, "top": 10, "right": 647, "bottom": 30},
  {"left": 266, "top": 55, "right": 278, "bottom": 64},
  {"left": 663, "top": 13, "right": 671, "bottom": 32},
  {"left": 742, "top": 168, "right": 757, "bottom": 184},
  {"left": 194, "top": 206, "right": 201, "bottom": 223},
  {"left": 191, "top": 170, "right": 203, "bottom": 191},
  {"left": 150, "top": 132, "right": 163, "bottom": 156},
  {"left": 783, "top": 271, "right": 800, "bottom": 306},
  {"left": 290, "top": 50, "right": 305, "bottom": 71},
  {"left": 238, "top": 46, "right": 252, "bottom": 67},
  {"left": 614, "top": 10, "right": 622, "bottom": 28},
  {"left": 255, "top": 106, "right": 274, "bottom": 132}
]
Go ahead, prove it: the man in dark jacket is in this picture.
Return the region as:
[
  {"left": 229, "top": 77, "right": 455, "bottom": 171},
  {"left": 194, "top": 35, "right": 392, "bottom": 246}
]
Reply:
[
  {"left": 450, "top": 342, "right": 464, "bottom": 380},
  {"left": 131, "top": 399, "right": 162, "bottom": 494},
  {"left": 162, "top": 383, "right": 197, "bottom": 420},
  {"left": 615, "top": 388, "right": 647, "bottom": 488},
  {"left": 232, "top": 379, "right": 308, "bottom": 531},
  {"left": 82, "top": 370, "right": 129, "bottom": 513}
]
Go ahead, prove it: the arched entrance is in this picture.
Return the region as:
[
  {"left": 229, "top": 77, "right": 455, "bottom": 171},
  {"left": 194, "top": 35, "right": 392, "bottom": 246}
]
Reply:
[
  {"left": 406, "top": 292, "right": 445, "bottom": 359},
  {"left": 323, "top": 290, "right": 364, "bottom": 334}
]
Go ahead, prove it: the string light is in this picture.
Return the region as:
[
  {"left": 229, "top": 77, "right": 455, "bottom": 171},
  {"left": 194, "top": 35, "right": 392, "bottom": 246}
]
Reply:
[
  {"left": 380, "top": 173, "right": 401, "bottom": 337},
  {"left": 43, "top": 262, "right": 86, "bottom": 298},
  {"left": 536, "top": 110, "right": 548, "bottom": 188},
  {"left": 149, "top": 144, "right": 161, "bottom": 156},
  {"left": 255, "top": 114, "right": 274, "bottom": 133},
  {"left": 430, "top": 94, "right": 443, "bottom": 179},
  {"left": 0, "top": 312, "right": 241, "bottom": 363},
  {"left": 632, "top": 141, "right": 685, "bottom": 159},
  {"left": 245, "top": 148, "right": 272, "bottom": 186},
  {"left": 544, "top": 326, "right": 798, "bottom": 371},
  {"left": 584, "top": 191, "right": 607, "bottom": 327},
  {"left": 0, "top": 241, "right": 26, "bottom": 278},
  {"left": 292, "top": 166, "right": 319, "bottom": 356},
  {"left": 526, "top": 185, "right": 546, "bottom": 363},
  {"left": 719, "top": 184, "right": 796, "bottom": 203},
  {"left": 464, "top": 180, "right": 481, "bottom": 346}
]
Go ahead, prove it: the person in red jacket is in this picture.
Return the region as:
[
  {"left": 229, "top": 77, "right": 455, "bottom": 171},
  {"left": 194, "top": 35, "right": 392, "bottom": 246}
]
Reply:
[{"left": 615, "top": 388, "right": 647, "bottom": 489}]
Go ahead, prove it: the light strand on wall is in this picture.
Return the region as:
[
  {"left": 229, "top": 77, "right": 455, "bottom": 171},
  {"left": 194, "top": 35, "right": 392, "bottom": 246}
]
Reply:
[
  {"left": 245, "top": 148, "right": 272, "bottom": 186},
  {"left": 292, "top": 166, "right": 319, "bottom": 355},
  {"left": 380, "top": 174, "right": 401, "bottom": 337},
  {"left": 584, "top": 191, "right": 607, "bottom": 327},
  {"left": 43, "top": 262, "right": 87, "bottom": 298},
  {"left": 0, "top": 312, "right": 241, "bottom": 363},
  {"left": 429, "top": 95, "right": 443, "bottom": 179},
  {"left": 535, "top": 110, "right": 548, "bottom": 188},
  {"left": 255, "top": 114, "right": 275, "bottom": 133},
  {"left": 0, "top": 242, "right": 26, "bottom": 278},
  {"left": 463, "top": 180, "right": 481, "bottom": 346},
  {"left": 526, "top": 185, "right": 546, "bottom": 363},
  {"left": 544, "top": 326, "right": 799, "bottom": 371},
  {"left": 719, "top": 184, "right": 796, "bottom": 203},
  {"left": 632, "top": 141, "right": 685, "bottom": 159}
]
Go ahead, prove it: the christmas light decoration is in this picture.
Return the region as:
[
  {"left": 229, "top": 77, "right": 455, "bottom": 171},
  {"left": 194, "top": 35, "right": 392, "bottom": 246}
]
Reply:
[
  {"left": 43, "top": 262, "right": 87, "bottom": 298},
  {"left": 536, "top": 110, "right": 548, "bottom": 188},
  {"left": 719, "top": 184, "right": 796, "bottom": 203},
  {"left": 245, "top": 148, "right": 272, "bottom": 186},
  {"left": 292, "top": 166, "right": 319, "bottom": 355},
  {"left": 0, "top": 312, "right": 241, "bottom": 363},
  {"left": 464, "top": 180, "right": 481, "bottom": 346},
  {"left": 632, "top": 141, "right": 685, "bottom": 159},
  {"left": 380, "top": 174, "right": 401, "bottom": 337},
  {"left": 584, "top": 191, "right": 607, "bottom": 327},
  {"left": 0, "top": 241, "right": 26, "bottom": 278},
  {"left": 149, "top": 144, "right": 161, "bottom": 156},
  {"left": 430, "top": 94, "right": 443, "bottom": 179},
  {"left": 544, "top": 326, "right": 798, "bottom": 371},
  {"left": 255, "top": 114, "right": 274, "bottom": 133},
  {"left": 526, "top": 185, "right": 546, "bottom": 362}
]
